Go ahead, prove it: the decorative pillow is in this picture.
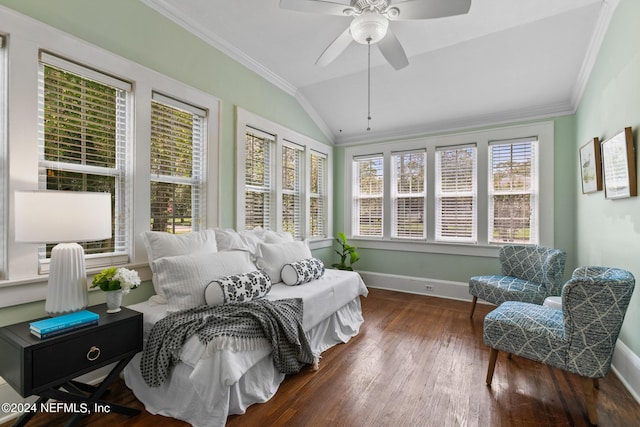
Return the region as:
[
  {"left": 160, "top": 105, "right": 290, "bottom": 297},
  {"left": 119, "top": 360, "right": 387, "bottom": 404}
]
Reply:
[
  {"left": 153, "top": 250, "right": 255, "bottom": 312},
  {"left": 205, "top": 270, "right": 272, "bottom": 306},
  {"left": 141, "top": 229, "right": 217, "bottom": 304},
  {"left": 263, "top": 230, "right": 294, "bottom": 243},
  {"left": 281, "top": 258, "right": 325, "bottom": 286},
  {"left": 256, "top": 241, "right": 312, "bottom": 284},
  {"left": 214, "top": 228, "right": 247, "bottom": 252}
]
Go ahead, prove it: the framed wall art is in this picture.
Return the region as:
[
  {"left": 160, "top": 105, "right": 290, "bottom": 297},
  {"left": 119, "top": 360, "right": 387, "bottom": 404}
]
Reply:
[
  {"left": 580, "top": 137, "right": 602, "bottom": 194},
  {"left": 601, "top": 127, "right": 636, "bottom": 199}
]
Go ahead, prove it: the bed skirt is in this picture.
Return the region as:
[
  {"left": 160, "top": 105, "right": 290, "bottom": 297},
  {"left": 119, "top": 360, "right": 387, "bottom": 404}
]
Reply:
[{"left": 123, "top": 297, "right": 364, "bottom": 427}]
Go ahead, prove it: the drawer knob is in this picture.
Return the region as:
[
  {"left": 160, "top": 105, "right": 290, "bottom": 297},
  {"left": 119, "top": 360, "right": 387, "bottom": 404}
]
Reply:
[{"left": 86, "top": 346, "right": 101, "bottom": 361}]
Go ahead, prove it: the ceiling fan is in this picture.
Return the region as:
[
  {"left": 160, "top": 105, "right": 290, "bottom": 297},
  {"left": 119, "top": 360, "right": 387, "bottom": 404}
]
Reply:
[{"left": 279, "top": 0, "right": 472, "bottom": 70}]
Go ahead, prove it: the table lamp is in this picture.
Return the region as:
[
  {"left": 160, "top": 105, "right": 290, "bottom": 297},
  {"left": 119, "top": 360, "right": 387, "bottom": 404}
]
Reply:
[{"left": 14, "top": 191, "right": 112, "bottom": 316}]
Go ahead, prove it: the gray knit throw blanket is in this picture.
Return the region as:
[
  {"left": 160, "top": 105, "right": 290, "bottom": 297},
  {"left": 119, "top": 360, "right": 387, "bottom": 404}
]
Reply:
[{"left": 140, "top": 298, "right": 318, "bottom": 387}]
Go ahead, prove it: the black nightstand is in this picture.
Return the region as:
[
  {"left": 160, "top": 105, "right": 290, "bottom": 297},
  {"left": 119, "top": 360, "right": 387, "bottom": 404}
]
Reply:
[{"left": 0, "top": 304, "right": 143, "bottom": 426}]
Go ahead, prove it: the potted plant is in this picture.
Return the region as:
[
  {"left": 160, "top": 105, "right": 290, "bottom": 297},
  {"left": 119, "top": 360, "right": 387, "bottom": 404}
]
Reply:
[
  {"left": 332, "top": 232, "right": 360, "bottom": 271},
  {"left": 91, "top": 267, "right": 140, "bottom": 313}
]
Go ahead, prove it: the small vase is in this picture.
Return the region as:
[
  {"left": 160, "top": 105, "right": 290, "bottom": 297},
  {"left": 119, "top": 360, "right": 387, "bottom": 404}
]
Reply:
[{"left": 105, "top": 290, "right": 123, "bottom": 313}]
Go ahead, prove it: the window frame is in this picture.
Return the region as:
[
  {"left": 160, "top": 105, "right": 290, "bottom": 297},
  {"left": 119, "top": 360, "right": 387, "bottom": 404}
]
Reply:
[
  {"left": 343, "top": 121, "right": 554, "bottom": 257},
  {"left": 235, "top": 108, "right": 333, "bottom": 248},
  {"left": 37, "top": 53, "right": 132, "bottom": 273}
]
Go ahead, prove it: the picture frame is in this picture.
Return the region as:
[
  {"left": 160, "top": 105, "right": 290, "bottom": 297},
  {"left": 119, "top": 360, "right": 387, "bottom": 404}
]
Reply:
[
  {"left": 601, "top": 127, "right": 636, "bottom": 199},
  {"left": 579, "top": 137, "right": 602, "bottom": 194}
]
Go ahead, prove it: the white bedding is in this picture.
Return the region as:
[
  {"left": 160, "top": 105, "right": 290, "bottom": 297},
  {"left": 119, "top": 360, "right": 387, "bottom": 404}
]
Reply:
[{"left": 123, "top": 269, "right": 367, "bottom": 427}]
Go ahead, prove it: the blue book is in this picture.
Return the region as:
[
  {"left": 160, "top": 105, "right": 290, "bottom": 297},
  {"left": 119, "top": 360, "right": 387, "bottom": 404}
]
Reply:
[
  {"left": 29, "top": 310, "right": 99, "bottom": 334},
  {"left": 30, "top": 319, "right": 98, "bottom": 339}
]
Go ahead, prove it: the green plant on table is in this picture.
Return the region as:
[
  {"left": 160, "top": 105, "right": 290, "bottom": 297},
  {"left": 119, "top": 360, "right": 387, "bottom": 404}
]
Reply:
[{"left": 332, "top": 232, "right": 360, "bottom": 271}]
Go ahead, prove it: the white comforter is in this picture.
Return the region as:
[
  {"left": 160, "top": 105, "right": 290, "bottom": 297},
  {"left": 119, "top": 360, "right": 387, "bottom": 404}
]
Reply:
[{"left": 123, "top": 269, "right": 368, "bottom": 427}]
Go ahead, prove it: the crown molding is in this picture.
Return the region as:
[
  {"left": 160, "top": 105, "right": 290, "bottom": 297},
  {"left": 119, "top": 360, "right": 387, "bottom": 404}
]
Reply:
[
  {"left": 570, "top": 0, "right": 620, "bottom": 111},
  {"left": 294, "top": 91, "right": 336, "bottom": 143},
  {"left": 334, "top": 101, "right": 573, "bottom": 146}
]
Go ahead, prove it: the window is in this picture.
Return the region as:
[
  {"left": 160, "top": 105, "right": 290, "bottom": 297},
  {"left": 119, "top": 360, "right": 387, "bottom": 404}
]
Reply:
[
  {"left": 353, "top": 155, "right": 384, "bottom": 237},
  {"left": 391, "top": 150, "right": 425, "bottom": 239},
  {"left": 436, "top": 145, "right": 477, "bottom": 242},
  {"left": 38, "top": 53, "right": 131, "bottom": 261},
  {"left": 343, "top": 122, "right": 553, "bottom": 255},
  {"left": 489, "top": 138, "right": 538, "bottom": 244},
  {"left": 282, "top": 143, "right": 303, "bottom": 238},
  {"left": 244, "top": 128, "right": 274, "bottom": 230},
  {"left": 236, "top": 108, "right": 332, "bottom": 243},
  {"left": 150, "top": 93, "right": 206, "bottom": 234},
  {"left": 309, "top": 152, "right": 327, "bottom": 238}
]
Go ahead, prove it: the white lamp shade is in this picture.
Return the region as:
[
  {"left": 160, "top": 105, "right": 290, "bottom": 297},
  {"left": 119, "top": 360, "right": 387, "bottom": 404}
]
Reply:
[
  {"left": 14, "top": 191, "right": 112, "bottom": 243},
  {"left": 350, "top": 11, "right": 389, "bottom": 44}
]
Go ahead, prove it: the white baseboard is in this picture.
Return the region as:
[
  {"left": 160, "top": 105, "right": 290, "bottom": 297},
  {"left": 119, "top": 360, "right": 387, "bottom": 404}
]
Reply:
[
  {"left": 358, "top": 270, "right": 640, "bottom": 403},
  {"left": 358, "top": 270, "right": 480, "bottom": 302},
  {"left": 0, "top": 364, "right": 114, "bottom": 424},
  {"left": 611, "top": 339, "right": 640, "bottom": 404}
]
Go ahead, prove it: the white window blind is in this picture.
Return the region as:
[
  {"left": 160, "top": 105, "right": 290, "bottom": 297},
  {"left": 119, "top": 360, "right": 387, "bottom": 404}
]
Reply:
[
  {"left": 489, "top": 137, "right": 538, "bottom": 244},
  {"left": 245, "top": 128, "right": 274, "bottom": 230},
  {"left": 38, "top": 54, "right": 130, "bottom": 259},
  {"left": 436, "top": 145, "right": 477, "bottom": 242},
  {"left": 150, "top": 92, "right": 206, "bottom": 234},
  {"left": 310, "top": 151, "right": 327, "bottom": 238},
  {"left": 391, "top": 150, "right": 426, "bottom": 239},
  {"left": 354, "top": 154, "right": 384, "bottom": 237},
  {"left": 282, "top": 143, "right": 303, "bottom": 239}
]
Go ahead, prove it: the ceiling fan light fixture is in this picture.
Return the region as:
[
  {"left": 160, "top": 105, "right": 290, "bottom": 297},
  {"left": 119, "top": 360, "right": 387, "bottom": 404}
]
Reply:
[{"left": 350, "top": 11, "right": 388, "bottom": 44}]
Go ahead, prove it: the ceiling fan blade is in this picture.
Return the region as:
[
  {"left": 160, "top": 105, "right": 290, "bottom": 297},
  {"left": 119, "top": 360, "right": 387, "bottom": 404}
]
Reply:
[
  {"left": 316, "top": 27, "right": 353, "bottom": 67},
  {"left": 391, "top": 0, "right": 471, "bottom": 20},
  {"left": 279, "top": 0, "right": 351, "bottom": 16},
  {"left": 378, "top": 30, "right": 409, "bottom": 70}
]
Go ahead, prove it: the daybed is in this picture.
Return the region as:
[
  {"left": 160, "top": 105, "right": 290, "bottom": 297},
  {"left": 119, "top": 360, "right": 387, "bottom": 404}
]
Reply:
[{"left": 122, "top": 228, "right": 368, "bottom": 427}]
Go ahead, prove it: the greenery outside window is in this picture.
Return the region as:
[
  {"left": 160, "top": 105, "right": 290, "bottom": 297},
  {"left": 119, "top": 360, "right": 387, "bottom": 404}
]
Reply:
[
  {"left": 309, "top": 151, "right": 327, "bottom": 238},
  {"left": 391, "top": 150, "right": 426, "bottom": 239},
  {"left": 38, "top": 53, "right": 130, "bottom": 264},
  {"left": 150, "top": 93, "right": 206, "bottom": 234},
  {"left": 353, "top": 154, "right": 384, "bottom": 238}
]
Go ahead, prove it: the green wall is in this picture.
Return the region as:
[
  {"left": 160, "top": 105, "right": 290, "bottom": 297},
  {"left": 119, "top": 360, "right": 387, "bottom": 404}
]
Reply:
[
  {"left": 574, "top": 0, "right": 640, "bottom": 356},
  {"left": 333, "top": 115, "right": 577, "bottom": 283}
]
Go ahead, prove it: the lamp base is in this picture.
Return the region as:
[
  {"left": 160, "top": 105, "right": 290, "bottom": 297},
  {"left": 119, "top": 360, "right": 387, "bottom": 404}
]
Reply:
[{"left": 45, "top": 243, "right": 89, "bottom": 316}]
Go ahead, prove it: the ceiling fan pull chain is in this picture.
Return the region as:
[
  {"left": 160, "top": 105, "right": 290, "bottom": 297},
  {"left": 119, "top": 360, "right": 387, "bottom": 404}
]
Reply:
[{"left": 367, "top": 37, "right": 371, "bottom": 132}]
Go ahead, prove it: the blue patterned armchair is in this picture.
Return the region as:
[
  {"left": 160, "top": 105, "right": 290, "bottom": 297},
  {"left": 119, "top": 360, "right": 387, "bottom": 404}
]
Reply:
[
  {"left": 468, "top": 245, "right": 566, "bottom": 317},
  {"left": 483, "top": 267, "right": 635, "bottom": 425}
]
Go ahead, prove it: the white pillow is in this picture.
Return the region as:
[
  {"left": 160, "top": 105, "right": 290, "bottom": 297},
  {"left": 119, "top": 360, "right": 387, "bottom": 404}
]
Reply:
[
  {"left": 263, "top": 230, "right": 294, "bottom": 243},
  {"left": 214, "top": 228, "right": 247, "bottom": 251},
  {"left": 153, "top": 250, "right": 255, "bottom": 312},
  {"left": 256, "top": 241, "right": 312, "bottom": 284},
  {"left": 141, "top": 230, "right": 218, "bottom": 304}
]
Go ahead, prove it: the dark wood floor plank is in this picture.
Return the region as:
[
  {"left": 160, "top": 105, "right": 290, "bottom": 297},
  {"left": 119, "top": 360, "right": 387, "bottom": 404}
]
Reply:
[{"left": 2, "top": 288, "right": 639, "bottom": 426}]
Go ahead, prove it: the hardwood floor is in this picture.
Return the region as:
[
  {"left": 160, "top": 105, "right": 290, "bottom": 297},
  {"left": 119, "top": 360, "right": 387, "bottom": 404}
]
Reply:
[{"left": 3, "top": 288, "right": 640, "bottom": 426}]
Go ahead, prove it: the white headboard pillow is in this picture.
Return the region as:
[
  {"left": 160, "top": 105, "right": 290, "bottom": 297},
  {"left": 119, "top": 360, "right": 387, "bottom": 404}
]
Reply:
[
  {"left": 153, "top": 250, "right": 256, "bottom": 312},
  {"left": 141, "top": 229, "right": 217, "bottom": 304},
  {"left": 256, "top": 240, "right": 312, "bottom": 284}
]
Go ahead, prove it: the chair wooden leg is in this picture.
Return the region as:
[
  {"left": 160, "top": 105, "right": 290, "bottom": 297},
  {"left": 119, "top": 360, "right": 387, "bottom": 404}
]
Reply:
[
  {"left": 582, "top": 376, "right": 599, "bottom": 425},
  {"left": 470, "top": 296, "right": 478, "bottom": 318},
  {"left": 486, "top": 348, "right": 498, "bottom": 386}
]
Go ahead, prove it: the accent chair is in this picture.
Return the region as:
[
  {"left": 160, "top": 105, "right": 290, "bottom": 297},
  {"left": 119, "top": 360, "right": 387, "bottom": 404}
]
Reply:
[
  {"left": 483, "top": 266, "right": 635, "bottom": 425},
  {"left": 468, "top": 245, "right": 566, "bottom": 317}
]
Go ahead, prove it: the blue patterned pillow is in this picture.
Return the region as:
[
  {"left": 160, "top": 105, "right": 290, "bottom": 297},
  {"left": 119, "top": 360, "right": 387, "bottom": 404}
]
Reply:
[
  {"left": 205, "top": 270, "right": 272, "bottom": 306},
  {"left": 280, "top": 258, "right": 325, "bottom": 286}
]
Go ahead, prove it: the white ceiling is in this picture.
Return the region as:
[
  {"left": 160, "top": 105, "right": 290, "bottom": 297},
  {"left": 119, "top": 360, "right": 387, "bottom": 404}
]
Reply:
[{"left": 141, "top": 0, "right": 613, "bottom": 144}]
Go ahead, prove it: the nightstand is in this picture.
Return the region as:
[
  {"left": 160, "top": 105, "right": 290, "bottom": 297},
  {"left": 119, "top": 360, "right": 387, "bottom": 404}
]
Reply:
[{"left": 0, "top": 304, "right": 143, "bottom": 426}]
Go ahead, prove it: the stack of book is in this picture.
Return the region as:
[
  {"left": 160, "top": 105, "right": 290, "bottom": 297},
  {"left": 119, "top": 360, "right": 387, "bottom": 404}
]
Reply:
[{"left": 30, "top": 310, "right": 99, "bottom": 339}]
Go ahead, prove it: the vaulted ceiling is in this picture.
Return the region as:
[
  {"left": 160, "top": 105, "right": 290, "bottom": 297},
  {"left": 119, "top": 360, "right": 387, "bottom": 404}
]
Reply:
[{"left": 141, "top": 0, "right": 613, "bottom": 144}]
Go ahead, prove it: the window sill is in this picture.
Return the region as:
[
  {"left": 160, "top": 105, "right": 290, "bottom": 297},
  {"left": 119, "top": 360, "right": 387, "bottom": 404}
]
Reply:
[
  {"left": 348, "top": 238, "right": 501, "bottom": 257},
  {"left": 309, "top": 237, "right": 334, "bottom": 250}
]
